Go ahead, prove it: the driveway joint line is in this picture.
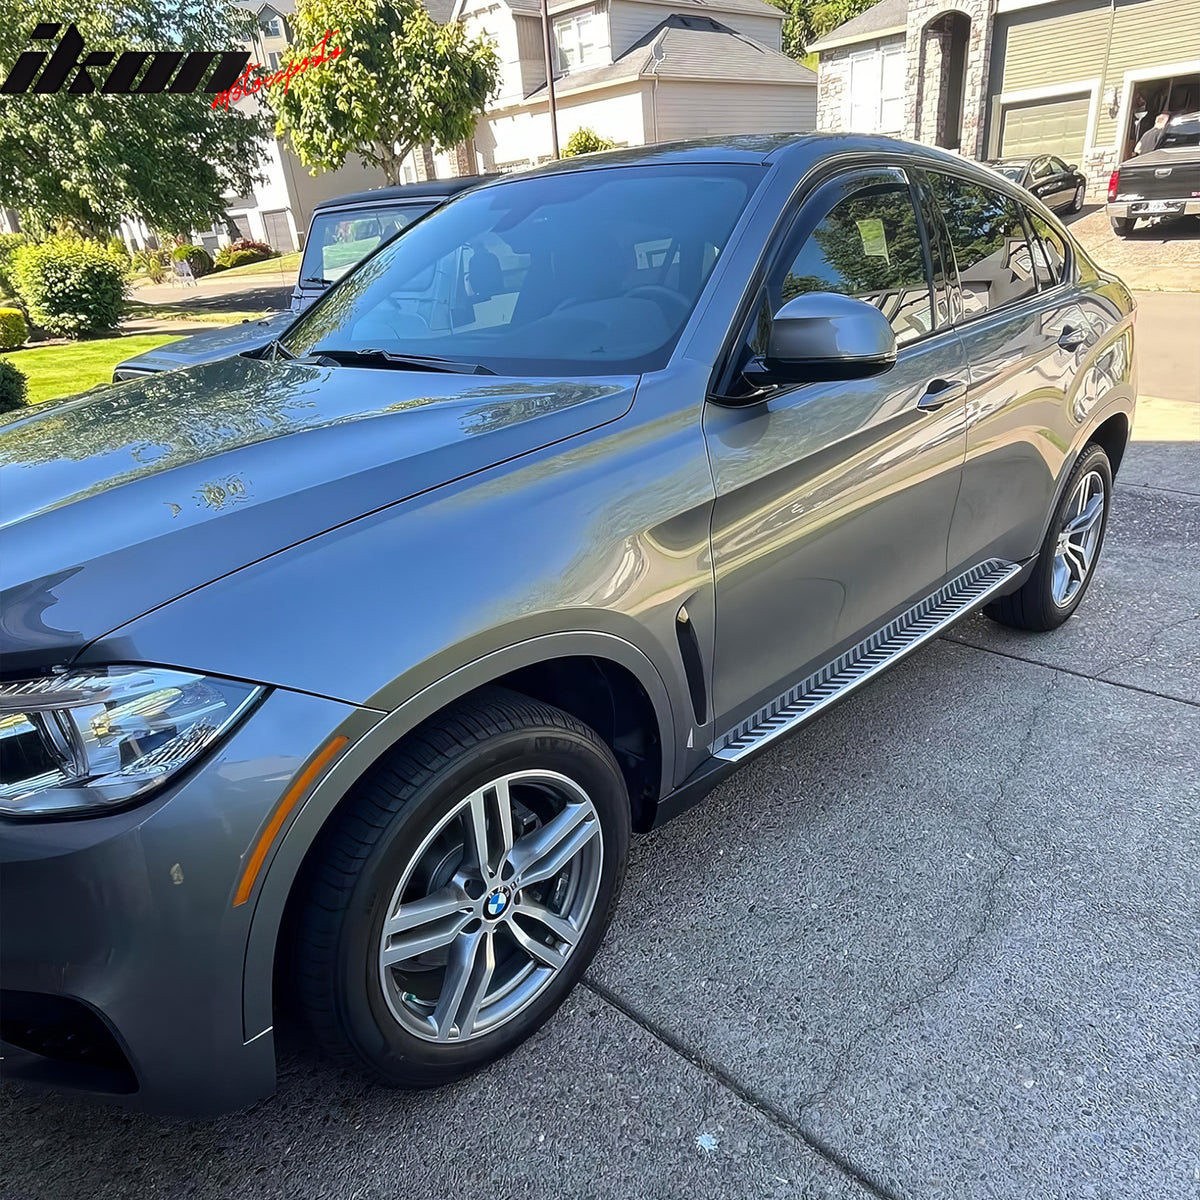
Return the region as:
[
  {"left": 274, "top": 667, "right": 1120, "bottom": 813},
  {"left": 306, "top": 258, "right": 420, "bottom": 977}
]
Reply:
[
  {"left": 1116, "top": 482, "right": 1200, "bottom": 502},
  {"left": 940, "top": 636, "right": 1200, "bottom": 709},
  {"left": 581, "top": 976, "right": 901, "bottom": 1200}
]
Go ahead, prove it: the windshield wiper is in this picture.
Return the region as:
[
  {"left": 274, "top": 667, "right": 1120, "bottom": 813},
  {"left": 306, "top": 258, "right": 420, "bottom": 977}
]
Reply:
[
  {"left": 300, "top": 275, "right": 330, "bottom": 286},
  {"left": 309, "top": 347, "right": 495, "bottom": 375},
  {"left": 260, "top": 338, "right": 296, "bottom": 361}
]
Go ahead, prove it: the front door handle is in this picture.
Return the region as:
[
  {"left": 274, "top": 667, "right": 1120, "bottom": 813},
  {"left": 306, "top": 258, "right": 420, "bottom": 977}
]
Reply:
[
  {"left": 916, "top": 378, "right": 968, "bottom": 412},
  {"left": 1058, "top": 325, "right": 1086, "bottom": 351}
]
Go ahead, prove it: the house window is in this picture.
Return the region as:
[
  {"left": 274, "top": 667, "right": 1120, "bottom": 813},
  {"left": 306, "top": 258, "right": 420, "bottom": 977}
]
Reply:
[
  {"left": 554, "top": 8, "right": 604, "bottom": 72},
  {"left": 259, "top": 13, "right": 284, "bottom": 39},
  {"left": 849, "top": 46, "right": 905, "bottom": 134},
  {"left": 268, "top": 51, "right": 282, "bottom": 70}
]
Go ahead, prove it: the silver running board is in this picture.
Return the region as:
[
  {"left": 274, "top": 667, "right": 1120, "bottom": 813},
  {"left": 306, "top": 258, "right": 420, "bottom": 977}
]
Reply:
[{"left": 714, "top": 558, "right": 1023, "bottom": 762}]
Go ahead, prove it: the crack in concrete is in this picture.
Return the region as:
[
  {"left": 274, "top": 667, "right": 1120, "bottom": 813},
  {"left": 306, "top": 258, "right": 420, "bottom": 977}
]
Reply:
[
  {"left": 582, "top": 976, "right": 902, "bottom": 1200},
  {"left": 800, "top": 672, "right": 1061, "bottom": 1113},
  {"left": 1098, "top": 610, "right": 1200, "bottom": 675}
]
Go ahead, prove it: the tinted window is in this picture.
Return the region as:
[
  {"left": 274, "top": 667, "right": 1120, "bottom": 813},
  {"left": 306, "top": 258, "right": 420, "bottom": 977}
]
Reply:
[
  {"left": 1161, "top": 117, "right": 1200, "bottom": 148},
  {"left": 1026, "top": 210, "right": 1069, "bottom": 287},
  {"left": 1031, "top": 157, "right": 1053, "bottom": 180},
  {"left": 1049, "top": 156, "right": 1070, "bottom": 173},
  {"left": 927, "top": 174, "right": 1038, "bottom": 318},
  {"left": 774, "top": 180, "right": 934, "bottom": 346},
  {"left": 300, "top": 203, "right": 434, "bottom": 285},
  {"left": 916, "top": 175, "right": 962, "bottom": 327},
  {"left": 285, "top": 164, "right": 761, "bottom": 376}
]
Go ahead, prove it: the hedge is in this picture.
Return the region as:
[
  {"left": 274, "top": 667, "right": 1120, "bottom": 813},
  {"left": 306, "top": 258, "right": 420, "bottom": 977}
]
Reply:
[
  {"left": 11, "top": 238, "right": 127, "bottom": 337},
  {"left": 0, "top": 306, "right": 28, "bottom": 349},
  {"left": 0, "top": 359, "right": 29, "bottom": 412}
]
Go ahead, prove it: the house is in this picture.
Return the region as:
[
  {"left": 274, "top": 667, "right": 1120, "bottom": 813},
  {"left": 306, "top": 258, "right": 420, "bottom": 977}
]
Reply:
[
  {"left": 121, "top": 0, "right": 391, "bottom": 256},
  {"left": 453, "top": 0, "right": 817, "bottom": 173},
  {"left": 810, "top": 0, "right": 1200, "bottom": 195}
]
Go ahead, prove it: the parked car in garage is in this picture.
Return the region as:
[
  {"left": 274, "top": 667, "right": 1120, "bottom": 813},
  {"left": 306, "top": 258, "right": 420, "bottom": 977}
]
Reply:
[
  {"left": 1, "top": 134, "right": 1136, "bottom": 1116},
  {"left": 1107, "top": 110, "right": 1200, "bottom": 236},
  {"left": 986, "top": 154, "right": 1088, "bottom": 214},
  {"left": 111, "top": 177, "right": 489, "bottom": 380}
]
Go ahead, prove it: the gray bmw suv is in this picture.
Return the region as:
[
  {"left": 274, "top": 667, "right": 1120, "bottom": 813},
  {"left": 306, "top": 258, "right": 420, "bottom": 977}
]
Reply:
[{"left": 0, "top": 134, "right": 1135, "bottom": 1116}]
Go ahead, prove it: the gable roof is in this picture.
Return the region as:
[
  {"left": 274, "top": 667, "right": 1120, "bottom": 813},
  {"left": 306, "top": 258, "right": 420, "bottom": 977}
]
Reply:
[
  {"left": 525, "top": 13, "right": 815, "bottom": 99},
  {"left": 809, "top": 0, "right": 909, "bottom": 52}
]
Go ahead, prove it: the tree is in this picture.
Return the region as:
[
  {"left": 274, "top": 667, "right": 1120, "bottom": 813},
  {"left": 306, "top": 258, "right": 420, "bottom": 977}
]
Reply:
[
  {"left": 562, "top": 127, "right": 616, "bottom": 157},
  {"left": 766, "top": 0, "right": 880, "bottom": 59},
  {"left": 273, "top": 0, "right": 500, "bottom": 185},
  {"left": 0, "top": 0, "right": 271, "bottom": 237}
]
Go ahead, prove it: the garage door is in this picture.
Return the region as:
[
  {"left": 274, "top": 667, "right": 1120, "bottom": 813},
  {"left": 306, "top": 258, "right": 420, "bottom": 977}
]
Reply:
[
  {"left": 262, "top": 209, "right": 295, "bottom": 252},
  {"left": 999, "top": 94, "right": 1089, "bottom": 163}
]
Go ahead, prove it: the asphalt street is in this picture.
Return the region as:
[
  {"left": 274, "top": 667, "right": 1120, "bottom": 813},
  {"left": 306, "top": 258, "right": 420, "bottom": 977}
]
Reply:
[{"left": 1, "top": 299, "right": 1196, "bottom": 1200}]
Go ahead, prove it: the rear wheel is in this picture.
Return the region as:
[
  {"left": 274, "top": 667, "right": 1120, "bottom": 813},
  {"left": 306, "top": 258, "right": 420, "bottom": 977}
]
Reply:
[
  {"left": 1110, "top": 216, "right": 1134, "bottom": 237},
  {"left": 293, "top": 687, "right": 630, "bottom": 1088},
  {"left": 985, "top": 443, "right": 1112, "bottom": 632}
]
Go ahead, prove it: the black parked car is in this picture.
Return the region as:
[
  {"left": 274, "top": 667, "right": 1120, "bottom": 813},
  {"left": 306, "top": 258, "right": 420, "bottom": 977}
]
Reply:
[{"left": 987, "top": 155, "right": 1088, "bottom": 214}]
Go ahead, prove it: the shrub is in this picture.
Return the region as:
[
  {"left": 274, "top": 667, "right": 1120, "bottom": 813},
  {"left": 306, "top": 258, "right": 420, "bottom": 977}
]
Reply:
[
  {"left": 171, "top": 244, "right": 213, "bottom": 277},
  {"left": 0, "top": 359, "right": 28, "bottom": 412},
  {"left": 562, "top": 127, "right": 616, "bottom": 156},
  {"left": 0, "top": 306, "right": 28, "bottom": 349},
  {"left": 11, "top": 237, "right": 127, "bottom": 337},
  {"left": 214, "top": 238, "right": 273, "bottom": 269},
  {"left": 106, "top": 235, "right": 130, "bottom": 262},
  {"left": 0, "top": 232, "right": 28, "bottom": 297},
  {"left": 146, "top": 256, "right": 166, "bottom": 283}
]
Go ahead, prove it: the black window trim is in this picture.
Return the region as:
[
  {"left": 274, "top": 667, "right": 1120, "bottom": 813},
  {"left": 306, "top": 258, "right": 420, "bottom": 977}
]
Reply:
[{"left": 709, "top": 161, "right": 950, "bottom": 401}]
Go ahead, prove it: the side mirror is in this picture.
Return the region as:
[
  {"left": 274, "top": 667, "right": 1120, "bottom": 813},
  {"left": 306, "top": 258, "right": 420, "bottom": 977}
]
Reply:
[
  {"left": 749, "top": 292, "right": 897, "bottom": 386},
  {"left": 1068, "top": 163, "right": 1079, "bottom": 172}
]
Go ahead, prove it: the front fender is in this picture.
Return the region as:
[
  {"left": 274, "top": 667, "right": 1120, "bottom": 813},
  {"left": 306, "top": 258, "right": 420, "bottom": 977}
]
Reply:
[{"left": 239, "top": 629, "right": 678, "bottom": 1040}]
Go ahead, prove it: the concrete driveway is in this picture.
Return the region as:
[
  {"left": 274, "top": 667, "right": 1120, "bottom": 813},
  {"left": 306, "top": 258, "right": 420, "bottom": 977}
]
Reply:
[{"left": 1, "top": 308, "right": 1196, "bottom": 1200}]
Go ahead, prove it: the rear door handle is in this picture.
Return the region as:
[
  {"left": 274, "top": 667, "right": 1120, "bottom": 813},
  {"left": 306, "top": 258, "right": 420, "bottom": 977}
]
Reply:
[
  {"left": 916, "top": 378, "right": 968, "bottom": 412},
  {"left": 1058, "top": 325, "right": 1086, "bottom": 351}
]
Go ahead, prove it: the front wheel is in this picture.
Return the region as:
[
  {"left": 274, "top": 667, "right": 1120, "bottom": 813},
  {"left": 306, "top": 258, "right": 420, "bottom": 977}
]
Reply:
[
  {"left": 1070, "top": 183, "right": 1085, "bottom": 213},
  {"left": 292, "top": 687, "right": 630, "bottom": 1088},
  {"left": 1111, "top": 216, "right": 1134, "bottom": 237},
  {"left": 985, "top": 444, "right": 1112, "bottom": 631}
]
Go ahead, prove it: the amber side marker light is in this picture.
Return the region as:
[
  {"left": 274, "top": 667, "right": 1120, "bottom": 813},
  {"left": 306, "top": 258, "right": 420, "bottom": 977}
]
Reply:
[{"left": 233, "top": 735, "right": 349, "bottom": 908}]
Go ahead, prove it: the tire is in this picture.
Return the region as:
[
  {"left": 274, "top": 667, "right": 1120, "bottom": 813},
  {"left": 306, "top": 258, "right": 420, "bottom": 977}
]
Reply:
[
  {"left": 1071, "top": 183, "right": 1085, "bottom": 213},
  {"left": 1111, "top": 216, "right": 1134, "bottom": 237},
  {"left": 985, "top": 443, "right": 1113, "bottom": 632},
  {"left": 293, "top": 686, "right": 630, "bottom": 1088}
]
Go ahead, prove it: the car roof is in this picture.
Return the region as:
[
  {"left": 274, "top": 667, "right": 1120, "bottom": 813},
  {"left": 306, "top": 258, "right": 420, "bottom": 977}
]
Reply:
[
  {"left": 311, "top": 175, "right": 495, "bottom": 213},
  {"left": 987, "top": 157, "right": 1031, "bottom": 166}
]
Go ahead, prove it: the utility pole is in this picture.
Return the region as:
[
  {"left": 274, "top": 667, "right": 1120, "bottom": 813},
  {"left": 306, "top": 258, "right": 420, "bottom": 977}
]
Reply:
[{"left": 540, "top": 0, "right": 560, "bottom": 158}]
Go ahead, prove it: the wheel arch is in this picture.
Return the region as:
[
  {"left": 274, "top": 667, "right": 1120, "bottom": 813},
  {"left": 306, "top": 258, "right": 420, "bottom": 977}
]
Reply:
[{"left": 241, "top": 631, "right": 676, "bottom": 1040}]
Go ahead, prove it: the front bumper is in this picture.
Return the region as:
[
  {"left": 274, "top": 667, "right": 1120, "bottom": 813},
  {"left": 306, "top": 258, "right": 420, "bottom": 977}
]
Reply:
[
  {"left": 1107, "top": 199, "right": 1200, "bottom": 218},
  {"left": 0, "top": 686, "right": 373, "bottom": 1116}
]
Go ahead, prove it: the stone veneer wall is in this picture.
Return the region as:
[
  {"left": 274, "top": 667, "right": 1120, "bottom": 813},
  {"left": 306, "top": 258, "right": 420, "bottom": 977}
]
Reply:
[{"left": 903, "top": 0, "right": 995, "bottom": 160}]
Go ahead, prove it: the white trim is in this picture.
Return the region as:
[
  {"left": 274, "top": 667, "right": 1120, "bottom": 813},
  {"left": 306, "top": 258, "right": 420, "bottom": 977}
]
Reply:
[
  {"left": 986, "top": 78, "right": 1100, "bottom": 160},
  {"left": 1111, "top": 57, "right": 1200, "bottom": 158},
  {"left": 811, "top": 24, "right": 906, "bottom": 53},
  {"left": 994, "top": 0, "right": 1063, "bottom": 13}
]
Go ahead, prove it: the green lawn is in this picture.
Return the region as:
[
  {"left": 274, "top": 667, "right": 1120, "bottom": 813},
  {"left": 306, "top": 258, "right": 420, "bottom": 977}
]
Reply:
[
  {"left": 1, "top": 334, "right": 181, "bottom": 405},
  {"left": 213, "top": 251, "right": 301, "bottom": 281},
  {"left": 124, "top": 301, "right": 271, "bottom": 324}
]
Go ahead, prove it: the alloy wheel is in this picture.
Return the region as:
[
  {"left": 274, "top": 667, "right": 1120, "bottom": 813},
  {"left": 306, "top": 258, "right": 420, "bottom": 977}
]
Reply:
[
  {"left": 377, "top": 770, "right": 604, "bottom": 1043},
  {"left": 1073, "top": 184, "right": 1085, "bottom": 212},
  {"left": 1051, "top": 469, "right": 1105, "bottom": 607}
]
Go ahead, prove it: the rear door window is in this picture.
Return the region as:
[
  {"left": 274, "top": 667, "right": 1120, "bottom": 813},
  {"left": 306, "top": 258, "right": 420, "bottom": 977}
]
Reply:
[
  {"left": 1025, "top": 210, "right": 1069, "bottom": 287},
  {"left": 925, "top": 174, "right": 1039, "bottom": 318}
]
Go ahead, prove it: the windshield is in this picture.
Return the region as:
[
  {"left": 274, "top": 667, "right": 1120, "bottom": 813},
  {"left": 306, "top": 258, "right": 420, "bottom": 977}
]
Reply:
[
  {"left": 283, "top": 163, "right": 762, "bottom": 376},
  {"left": 298, "top": 202, "right": 437, "bottom": 285},
  {"left": 1161, "top": 116, "right": 1200, "bottom": 148}
]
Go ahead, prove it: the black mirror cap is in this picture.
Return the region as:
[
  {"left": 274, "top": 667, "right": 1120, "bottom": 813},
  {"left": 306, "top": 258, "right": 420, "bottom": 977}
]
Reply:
[
  {"left": 759, "top": 292, "right": 897, "bottom": 383},
  {"left": 1069, "top": 163, "right": 1079, "bottom": 172}
]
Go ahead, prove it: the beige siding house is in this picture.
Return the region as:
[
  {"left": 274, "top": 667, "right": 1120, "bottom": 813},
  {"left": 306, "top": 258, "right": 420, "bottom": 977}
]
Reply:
[
  {"left": 456, "top": 0, "right": 817, "bottom": 172},
  {"left": 812, "top": 0, "right": 1200, "bottom": 196}
]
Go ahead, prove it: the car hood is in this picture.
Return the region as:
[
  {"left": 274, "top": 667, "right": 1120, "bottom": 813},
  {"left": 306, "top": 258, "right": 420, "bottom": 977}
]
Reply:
[
  {"left": 0, "top": 355, "right": 636, "bottom": 671},
  {"left": 114, "top": 312, "right": 293, "bottom": 374}
]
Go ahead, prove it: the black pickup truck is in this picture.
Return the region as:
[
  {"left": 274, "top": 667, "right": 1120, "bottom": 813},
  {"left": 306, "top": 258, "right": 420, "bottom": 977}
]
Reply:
[{"left": 1107, "top": 110, "right": 1200, "bottom": 236}]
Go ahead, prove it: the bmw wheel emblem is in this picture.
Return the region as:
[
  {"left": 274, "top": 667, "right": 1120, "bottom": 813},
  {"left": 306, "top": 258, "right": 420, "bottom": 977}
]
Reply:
[{"left": 484, "top": 890, "right": 509, "bottom": 919}]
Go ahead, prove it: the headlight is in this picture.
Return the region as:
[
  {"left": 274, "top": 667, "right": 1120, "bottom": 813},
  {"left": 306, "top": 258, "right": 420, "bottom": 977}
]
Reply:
[{"left": 0, "top": 667, "right": 264, "bottom": 818}]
